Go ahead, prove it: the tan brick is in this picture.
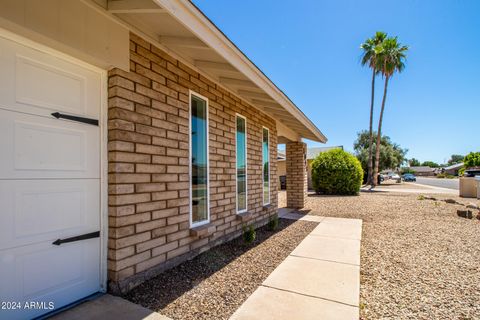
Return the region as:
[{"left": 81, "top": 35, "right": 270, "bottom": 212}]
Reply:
[
  {"left": 112, "top": 212, "right": 151, "bottom": 227},
  {"left": 108, "top": 246, "right": 134, "bottom": 260},
  {"left": 167, "top": 198, "right": 189, "bottom": 208},
  {"left": 109, "top": 225, "right": 135, "bottom": 239},
  {"left": 136, "top": 124, "right": 166, "bottom": 138},
  {"left": 109, "top": 129, "right": 151, "bottom": 144},
  {"left": 109, "top": 151, "right": 150, "bottom": 163},
  {"left": 136, "top": 164, "right": 166, "bottom": 173},
  {"left": 108, "top": 119, "right": 135, "bottom": 131},
  {"left": 151, "top": 241, "right": 178, "bottom": 257},
  {"left": 152, "top": 207, "right": 178, "bottom": 219},
  {"left": 152, "top": 100, "right": 179, "bottom": 115},
  {"left": 108, "top": 184, "right": 134, "bottom": 195},
  {"left": 109, "top": 205, "right": 135, "bottom": 217},
  {"left": 109, "top": 67, "right": 151, "bottom": 88},
  {"left": 152, "top": 173, "right": 179, "bottom": 182},
  {"left": 167, "top": 230, "right": 190, "bottom": 242},
  {"left": 136, "top": 235, "right": 167, "bottom": 253},
  {"left": 109, "top": 173, "right": 150, "bottom": 184},
  {"left": 109, "top": 86, "right": 150, "bottom": 106},
  {"left": 152, "top": 224, "right": 179, "bottom": 238},
  {"left": 109, "top": 96, "right": 135, "bottom": 111},
  {"left": 136, "top": 201, "right": 166, "bottom": 213},
  {"left": 166, "top": 213, "right": 189, "bottom": 225},
  {"left": 113, "top": 251, "right": 151, "bottom": 270},
  {"left": 152, "top": 155, "right": 178, "bottom": 165},
  {"left": 135, "top": 254, "right": 166, "bottom": 273},
  {"left": 136, "top": 218, "right": 166, "bottom": 233},
  {"left": 136, "top": 64, "right": 166, "bottom": 85},
  {"left": 109, "top": 108, "right": 151, "bottom": 125},
  {"left": 108, "top": 141, "right": 134, "bottom": 152},
  {"left": 116, "top": 231, "right": 151, "bottom": 249},
  {"left": 166, "top": 245, "right": 189, "bottom": 260},
  {"left": 135, "top": 183, "right": 166, "bottom": 193},
  {"left": 109, "top": 163, "right": 134, "bottom": 173},
  {"left": 152, "top": 190, "right": 178, "bottom": 201},
  {"left": 135, "top": 144, "right": 165, "bottom": 155}
]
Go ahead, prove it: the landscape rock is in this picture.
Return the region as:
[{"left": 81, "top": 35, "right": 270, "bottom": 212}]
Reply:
[
  {"left": 457, "top": 209, "right": 473, "bottom": 219},
  {"left": 466, "top": 203, "right": 480, "bottom": 210},
  {"left": 444, "top": 198, "right": 458, "bottom": 204}
]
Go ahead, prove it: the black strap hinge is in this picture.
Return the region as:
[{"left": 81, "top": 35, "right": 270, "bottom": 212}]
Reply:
[
  {"left": 52, "top": 231, "right": 100, "bottom": 246},
  {"left": 52, "top": 112, "right": 99, "bottom": 126}
]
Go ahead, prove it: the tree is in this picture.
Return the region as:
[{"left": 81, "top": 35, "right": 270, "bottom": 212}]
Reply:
[
  {"left": 360, "top": 31, "right": 387, "bottom": 186},
  {"left": 464, "top": 152, "right": 480, "bottom": 168},
  {"left": 354, "top": 131, "right": 407, "bottom": 177},
  {"left": 448, "top": 154, "right": 464, "bottom": 165},
  {"left": 409, "top": 158, "right": 420, "bottom": 166},
  {"left": 421, "top": 161, "right": 439, "bottom": 168},
  {"left": 372, "top": 37, "right": 409, "bottom": 186}
]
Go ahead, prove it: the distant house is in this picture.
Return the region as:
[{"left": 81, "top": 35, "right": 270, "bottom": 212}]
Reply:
[
  {"left": 443, "top": 162, "right": 464, "bottom": 176},
  {"left": 409, "top": 166, "right": 436, "bottom": 176},
  {"left": 278, "top": 146, "right": 344, "bottom": 190}
]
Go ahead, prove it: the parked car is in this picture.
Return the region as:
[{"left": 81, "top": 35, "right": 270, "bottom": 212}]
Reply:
[
  {"left": 387, "top": 172, "right": 401, "bottom": 180},
  {"left": 402, "top": 173, "right": 417, "bottom": 182}
]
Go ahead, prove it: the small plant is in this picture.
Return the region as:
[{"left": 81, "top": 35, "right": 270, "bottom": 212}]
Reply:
[
  {"left": 436, "top": 173, "right": 446, "bottom": 179},
  {"left": 242, "top": 224, "right": 256, "bottom": 244},
  {"left": 418, "top": 195, "right": 425, "bottom": 200},
  {"left": 267, "top": 214, "right": 279, "bottom": 231}
]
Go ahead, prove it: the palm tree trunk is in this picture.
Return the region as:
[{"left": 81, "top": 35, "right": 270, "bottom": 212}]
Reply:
[
  {"left": 373, "top": 76, "right": 390, "bottom": 186},
  {"left": 367, "top": 69, "right": 375, "bottom": 186}
]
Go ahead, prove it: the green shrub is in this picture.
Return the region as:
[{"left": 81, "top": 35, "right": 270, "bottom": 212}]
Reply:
[
  {"left": 311, "top": 149, "right": 363, "bottom": 195},
  {"left": 242, "top": 224, "right": 256, "bottom": 244},
  {"left": 267, "top": 214, "right": 279, "bottom": 231},
  {"left": 459, "top": 167, "right": 465, "bottom": 176},
  {"left": 464, "top": 152, "right": 480, "bottom": 168},
  {"left": 436, "top": 173, "right": 446, "bottom": 179}
]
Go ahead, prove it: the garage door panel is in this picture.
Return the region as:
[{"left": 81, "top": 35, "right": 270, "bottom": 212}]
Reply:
[
  {"left": 0, "top": 108, "right": 99, "bottom": 179},
  {"left": 0, "top": 33, "right": 103, "bottom": 319},
  {"left": 0, "top": 179, "right": 100, "bottom": 250},
  {"left": 0, "top": 36, "right": 101, "bottom": 119},
  {"left": 0, "top": 240, "right": 100, "bottom": 320}
]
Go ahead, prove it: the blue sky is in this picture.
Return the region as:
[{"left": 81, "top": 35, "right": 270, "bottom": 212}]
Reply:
[{"left": 193, "top": 0, "right": 480, "bottom": 164}]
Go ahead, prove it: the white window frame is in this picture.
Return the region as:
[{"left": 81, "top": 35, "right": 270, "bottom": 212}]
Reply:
[
  {"left": 262, "top": 126, "right": 270, "bottom": 206},
  {"left": 189, "top": 90, "right": 210, "bottom": 228},
  {"left": 235, "top": 113, "right": 248, "bottom": 214}
]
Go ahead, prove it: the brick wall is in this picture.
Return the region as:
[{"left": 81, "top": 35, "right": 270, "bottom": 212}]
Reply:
[
  {"left": 286, "top": 141, "right": 307, "bottom": 209},
  {"left": 107, "top": 33, "right": 278, "bottom": 292}
]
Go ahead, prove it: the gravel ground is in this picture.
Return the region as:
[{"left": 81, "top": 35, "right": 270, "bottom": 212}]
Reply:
[
  {"left": 124, "top": 218, "right": 317, "bottom": 320},
  {"left": 303, "top": 192, "right": 480, "bottom": 319}
]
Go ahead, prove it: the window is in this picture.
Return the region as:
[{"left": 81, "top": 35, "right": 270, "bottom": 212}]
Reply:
[
  {"left": 190, "top": 92, "right": 209, "bottom": 227},
  {"left": 236, "top": 115, "right": 247, "bottom": 213},
  {"left": 262, "top": 127, "right": 270, "bottom": 205}
]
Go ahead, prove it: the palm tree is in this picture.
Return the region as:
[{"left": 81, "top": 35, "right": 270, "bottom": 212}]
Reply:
[
  {"left": 360, "top": 31, "right": 387, "bottom": 186},
  {"left": 372, "top": 37, "right": 408, "bottom": 186}
]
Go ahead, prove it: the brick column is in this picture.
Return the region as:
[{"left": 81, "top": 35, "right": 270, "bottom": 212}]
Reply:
[{"left": 286, "top": 141, "right": 307, "bottom": 209}]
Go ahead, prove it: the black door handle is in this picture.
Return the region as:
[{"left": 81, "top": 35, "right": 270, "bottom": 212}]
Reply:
[
  {"left": 52, "top": 231, "right": 100, "bottom": 246},
  {"left": 51, "top": 112, "right": 99, "bottom": 126}
]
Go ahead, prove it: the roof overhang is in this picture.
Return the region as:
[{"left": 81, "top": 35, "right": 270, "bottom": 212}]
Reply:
[{"left": 93, "top": 0, "right": 327, "bottom": 142}]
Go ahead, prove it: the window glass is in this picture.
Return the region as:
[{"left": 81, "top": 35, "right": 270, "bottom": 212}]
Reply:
[
  {"left": 191, "top": 95, "right": 208, "bottom": 224},
  {"left": 236, "top": 116, "right": 247, "bottom": 212},
  {"left": 262, "top": 128, "right": 270, "bottom": 204}
]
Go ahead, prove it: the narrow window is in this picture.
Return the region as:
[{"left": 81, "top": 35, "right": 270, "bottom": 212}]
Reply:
[
  {"left": 236, "top": 115, "right": 247, "bottom": 213},
  {"left": 262, "top": 127, "right": 270, "bottom": 205},
  {"left": 190, "top": 92, "right": 209, "bottom": 226}
]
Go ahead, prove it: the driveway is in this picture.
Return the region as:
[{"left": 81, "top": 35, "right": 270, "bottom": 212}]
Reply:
[{"left": 415, "top": 177, "right": 459, "bottom": 190}]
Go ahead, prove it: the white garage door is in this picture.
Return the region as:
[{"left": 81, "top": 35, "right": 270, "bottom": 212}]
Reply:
[{"left": 0, "top": 34, "right": 103, "bottom": 320}]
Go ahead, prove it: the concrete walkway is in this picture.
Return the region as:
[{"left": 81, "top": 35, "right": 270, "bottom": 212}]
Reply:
[
  {"left": 49, "top": 294, "right": 170, "bottom": 320},
  {"left": 230, "top": 214, "right": 362, "bottom": 320}
]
